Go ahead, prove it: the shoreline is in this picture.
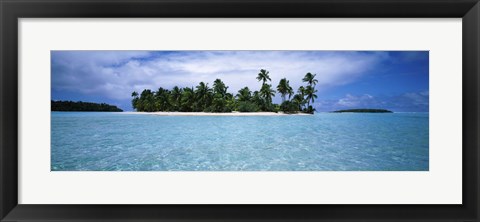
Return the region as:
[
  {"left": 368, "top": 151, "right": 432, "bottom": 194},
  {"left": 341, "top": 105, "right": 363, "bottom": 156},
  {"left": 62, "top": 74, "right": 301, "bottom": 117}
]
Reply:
[{"left": 121, "top": 111, "right": 312, "bottom": 116}]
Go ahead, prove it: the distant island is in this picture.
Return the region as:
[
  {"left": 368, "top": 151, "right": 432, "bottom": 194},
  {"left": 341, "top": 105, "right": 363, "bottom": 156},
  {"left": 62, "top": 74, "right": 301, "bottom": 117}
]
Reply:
[
  {"left": 333, "top": 109, "right": 393, "bottom": 113},
  {"left": 52, "top": 100, "right": 123, "bottom": 112}
]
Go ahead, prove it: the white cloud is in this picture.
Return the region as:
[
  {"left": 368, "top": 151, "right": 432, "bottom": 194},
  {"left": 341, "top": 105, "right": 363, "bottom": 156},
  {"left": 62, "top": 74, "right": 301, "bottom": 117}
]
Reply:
[
  {"left": 337, "top": 94, "right": 374, "bottom": 107},
  {"left": 52, "top": 51, "right": 388, "bottom": 101}
]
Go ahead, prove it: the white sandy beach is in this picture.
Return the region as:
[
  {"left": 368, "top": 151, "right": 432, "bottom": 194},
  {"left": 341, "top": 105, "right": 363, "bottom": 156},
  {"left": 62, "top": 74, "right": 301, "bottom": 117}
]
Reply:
[{"left": 121, "top": 111, "right": 312, "bottom": 116}]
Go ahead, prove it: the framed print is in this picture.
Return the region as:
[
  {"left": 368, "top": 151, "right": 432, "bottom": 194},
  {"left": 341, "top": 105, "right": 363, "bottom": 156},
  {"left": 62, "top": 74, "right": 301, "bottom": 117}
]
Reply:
[{"left": 1, "top": 0, "right": 479, "bottom": 221}]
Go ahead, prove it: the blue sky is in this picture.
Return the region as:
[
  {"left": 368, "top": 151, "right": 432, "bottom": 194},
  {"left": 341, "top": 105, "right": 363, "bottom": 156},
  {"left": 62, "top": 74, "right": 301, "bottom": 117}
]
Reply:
[{"left": 51, "top": 51, "right": 428, "bottom": 112}]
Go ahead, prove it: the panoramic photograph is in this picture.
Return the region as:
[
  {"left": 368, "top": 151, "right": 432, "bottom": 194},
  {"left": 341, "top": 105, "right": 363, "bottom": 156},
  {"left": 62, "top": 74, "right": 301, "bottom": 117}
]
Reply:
[{"left": 51, "top": 50, "right": 429, "bottom": 171}]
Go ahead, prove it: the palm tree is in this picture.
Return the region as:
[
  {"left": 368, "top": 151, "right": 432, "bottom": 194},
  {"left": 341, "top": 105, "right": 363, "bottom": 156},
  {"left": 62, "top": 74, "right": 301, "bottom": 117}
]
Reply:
[
  {"left": 276, "top": 78, "right": 293, "bottom": 103},
  {"left": 131, "top": 91, "right": 139, "bottom": 110},
  {"left": 252, "top": 90, "right": 263, "bottom": 108},
  {"left": 297, "top": 86, "right": 306, "bottom": 110},
  {"left": 213, "top": 79, "right": 228, "bottom": 96},
  {"left": 131, "top": 91, "right": 139, "bottom": 97},
  {"left": 140, "top": 89, "right": 155, "bottom": 112},
  {"left": 302, "top": 73, "right": 318, "bottom": 112},
  {"left": 291, "top": 94, "right": 305, "bottom": 111},
  {"left": 195, "top": 82, "right": 212, "bottom": 111},
  {"left": 225, "top": 93, "right": 236, "bottom": 111},
  {"left": 305, "top": 85, "right": 318, "bottom": 108},
  {"left": 302, "top": 72, "right": 318, "bottom": 86},
  {"left": 155, "top": 87, "right": 171, "bottom": 111},
  {"left": 298, "top": 86, "right": 306, "bottom": 96},
  {"left": 256, "top": 69, "right": 271, "bottom": 84},
  {"left": 260, "top": 84, "right": 276, "bottom": 110},
  {"left": 210, "top": 79, "right": 229, "bottom": 112},
  {"left": 180, "top": 87, "right": 195, "bottom": 112},
  {"left": 211, "top": 93, "right": 227, "bottom": 112},
  {"left": 236, "top": 87, "right": 252, "bottom": 102},
  {"left": 170, "top": 86, "right": 182, "bottom": 111}
]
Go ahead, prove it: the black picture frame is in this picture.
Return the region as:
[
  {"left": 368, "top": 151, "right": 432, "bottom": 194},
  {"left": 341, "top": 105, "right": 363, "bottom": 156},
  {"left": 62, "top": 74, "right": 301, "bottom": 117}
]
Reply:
[{"left": 1, "top": 0, "right": 479, "bottom": 221}]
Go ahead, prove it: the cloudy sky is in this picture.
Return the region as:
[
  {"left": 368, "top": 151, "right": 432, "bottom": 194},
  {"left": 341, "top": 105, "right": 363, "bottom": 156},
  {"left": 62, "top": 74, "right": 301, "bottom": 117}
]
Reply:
[{"left": 51, "top": 50, "right": 428, "bottom": 112}]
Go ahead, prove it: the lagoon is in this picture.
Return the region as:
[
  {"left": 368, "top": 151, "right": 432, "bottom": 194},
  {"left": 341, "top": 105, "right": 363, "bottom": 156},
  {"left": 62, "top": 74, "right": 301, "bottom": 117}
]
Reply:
[{"left": 51, "top": 112, "right": 428, "bottom": 171}]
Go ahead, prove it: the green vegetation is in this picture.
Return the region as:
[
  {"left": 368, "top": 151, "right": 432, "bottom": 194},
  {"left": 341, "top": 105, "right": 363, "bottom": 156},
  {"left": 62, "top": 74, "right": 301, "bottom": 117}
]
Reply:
[
  {"left": 52, "top": 100, "right": 123, "bottom": 112},
  {"left": 333, "top": 109, "right": 393, "bottom": 113},
  {"left": 132, "top": 69, "right": 319, "bottom": 114}
]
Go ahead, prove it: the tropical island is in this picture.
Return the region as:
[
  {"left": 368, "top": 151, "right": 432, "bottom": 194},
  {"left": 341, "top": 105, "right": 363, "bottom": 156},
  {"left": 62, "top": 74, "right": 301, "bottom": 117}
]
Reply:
[
  {"left": 51, "top": 100, "right": 123, "bottom": 112},
  {"left": 131, "top": 69, "right": 319, "bottom": 114},
  {"left": 333, "top": 109, "right": 393, "bottom": 113}
]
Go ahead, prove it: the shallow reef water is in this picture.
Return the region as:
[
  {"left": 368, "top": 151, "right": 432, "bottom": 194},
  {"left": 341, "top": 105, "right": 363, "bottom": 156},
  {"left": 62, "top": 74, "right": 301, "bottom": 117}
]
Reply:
[{"left": 51, "top": 112, "right": 429, "bottom": 171}]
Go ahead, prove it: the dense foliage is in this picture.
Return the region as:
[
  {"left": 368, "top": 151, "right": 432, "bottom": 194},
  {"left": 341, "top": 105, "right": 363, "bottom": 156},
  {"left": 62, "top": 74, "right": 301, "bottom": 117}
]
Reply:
[
  {"left": 333, "top": 109, "right": 393, "bottom": 113},
  {"left": 51, "top": 100, "right": 123, "bottom": 112},
  {"left": 132, "top": 70, "right": 319, "bottom": 114}
]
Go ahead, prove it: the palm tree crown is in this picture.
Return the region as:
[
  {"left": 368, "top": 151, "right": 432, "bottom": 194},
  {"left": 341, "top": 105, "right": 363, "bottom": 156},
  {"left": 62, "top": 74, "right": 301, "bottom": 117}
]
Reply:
[
  {"left": 195, "top": 82, "right": 212, "bottom": 111},
  {"left": 305, "top": 85, "right": 318, "bottom": 107},
  {"left": 170, "top": 86, "right": 182, "bottom": 109},
  {"left": 302, "top": 72, "right": 318, "bottom": 86},
  {"left": 236, "top": 87, "right": 252, "bottom": 102},
  {"left": 276, "top": 78, "right": 293, "bottom": 103},
  {"left": 260, "top": 84, "right": 276, "bottom": 105},
  {"left": 213, "top": 78, "right": 228, "bottom": 96},
  {"left": 256, "top": 69, "right": 271, "bottom": 84},
  {"left": 131, "top": 91, "right": 139, "bottom": 98}
]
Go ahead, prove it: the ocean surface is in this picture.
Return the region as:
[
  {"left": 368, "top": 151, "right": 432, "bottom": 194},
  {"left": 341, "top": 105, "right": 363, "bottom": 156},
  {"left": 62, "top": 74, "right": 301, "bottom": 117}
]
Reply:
[{"left": 51, "top": 112, "right": 429, "bottom": 171}]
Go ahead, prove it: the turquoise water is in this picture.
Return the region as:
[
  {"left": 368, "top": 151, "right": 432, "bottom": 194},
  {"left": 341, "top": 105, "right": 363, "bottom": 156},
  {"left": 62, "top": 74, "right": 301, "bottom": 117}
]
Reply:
[{"left": 51, "top": 112, "right": 429, "bottom": 171}]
